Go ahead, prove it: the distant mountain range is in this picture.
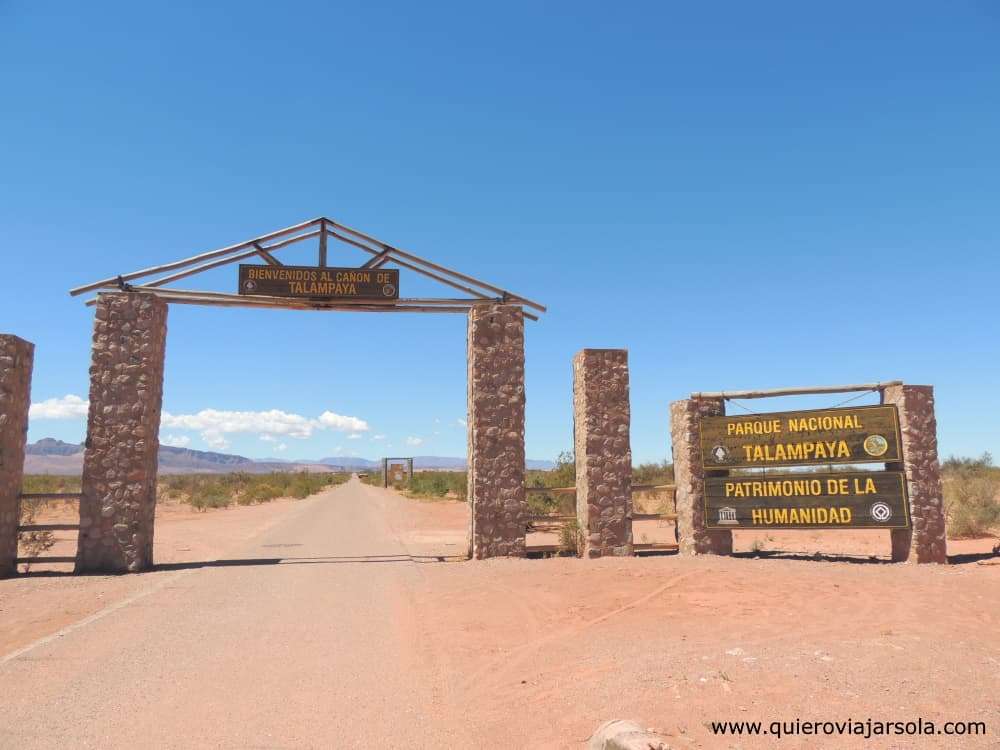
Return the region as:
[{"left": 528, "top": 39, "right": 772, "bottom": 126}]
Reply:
[{"left": 23, "top": 438, "right": 554, "bottom": 475}]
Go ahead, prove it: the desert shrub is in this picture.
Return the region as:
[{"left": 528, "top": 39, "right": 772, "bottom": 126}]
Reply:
[
  {"left": 239, "top": 483, "right": 282, "bottom": 505},
  {"left": 21, "top": 474, "right": 82, "bottom": 494},
  {"left": 18, "top": 498, "right": 56, "bottom": 569},
  {"left": 559, "top": 517, "right": 581, "bottom": 556},
  {"left": 405, "top": 471, "right": 467, "bottom": 500},
  {"left": 164, "top": 471, "right": 346, "bottom": 510},
  {"left": 189, "top": 492, "right": 231, "bottom": 511},
  {"left": 633, "top": 460, "right": 673, "bottom": 486},
  {"left": 943, "top": 454, "right": 1000, "bottom": 538}
]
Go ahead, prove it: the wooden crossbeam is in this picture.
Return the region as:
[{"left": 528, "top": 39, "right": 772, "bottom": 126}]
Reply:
[
  {"left": 253, "top": 243, "right": 283, "bottom": 266},
  {"left": 18, "top": 524, "right": 80, "bottom": 532},
  {"left": 326, "top": 218, "right": 547, "bottom": 313},
  {"left": 69, "top": 218, "right": 322, "bottom": 296},
  {"left": 361, "top": 250, "right": 391, "bottom": 269},
  {"left": 143, "top": 230, "right": 318, "bottom": 289},
  {"left": 19, "top": 492, "right": 82, "bottom": 501},
  {"left": 69, "top": 215, "right": 546, "bottom": 320}
]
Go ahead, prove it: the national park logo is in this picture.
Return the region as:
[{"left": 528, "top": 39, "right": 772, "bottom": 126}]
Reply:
[
  {"left": 870, "top": 501, "right": 892, "bottom": 523},
  {"left": 863, "top": 434, "right": 889, "bottom": 457},
  {"left": 243, "top": 279, "right": 257, "bottom": 293},
  {"left": 711, "top": 445, "right": 729, "bottom": 463}
]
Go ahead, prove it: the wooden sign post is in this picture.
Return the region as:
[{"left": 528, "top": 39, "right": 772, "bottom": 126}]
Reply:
[{"left": 670, "top": 382, "right": 946, "bottom": 563}]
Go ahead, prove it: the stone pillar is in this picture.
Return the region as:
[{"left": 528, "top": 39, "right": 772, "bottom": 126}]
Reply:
[
  {"left": 466, "top": 304, "right": 526, "bottom": 559},
  {"left": 573, "top": 349, "right": 632, "bottom": 558},
  {"left": 78, "top": 294, "right": 168, "bottom": 573},
  {"left": 882, "top": 385, "right": 947, "bottom": 564},
  {"left": 0, "top": 336, "right": 33, "bottom": 578},
  {"left": 669, "top": 397, "right": 732, "bottom": 555}
]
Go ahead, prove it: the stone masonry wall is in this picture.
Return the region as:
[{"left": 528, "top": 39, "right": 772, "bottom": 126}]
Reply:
[
  {"left": 0, "top": 335, "right": 34, "bottom": 577},
  {"left": 78, "top": 294, "right": 168, "bottom": 573},
  {"left": 573, "top": 349, "right": 632, "bottom": 558},
  {"left": 669, "top": 397, "right": 733, "bottom": 555},
  {"left": 883, "top": 384, "right": 948, "bottom": 564},
  {"left": 467, "top": 304, "right": 526, "bottom": 559}
]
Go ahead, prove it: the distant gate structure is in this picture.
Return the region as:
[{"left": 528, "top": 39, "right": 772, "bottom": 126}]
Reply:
[
  {"left": 382, "top": 457, "right": 414, "bottom": 487},
  {"left": 62, "top": 217, "right": 546, "bottom": 572}
]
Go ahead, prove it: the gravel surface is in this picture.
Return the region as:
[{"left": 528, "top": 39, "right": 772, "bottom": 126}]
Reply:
[{"left": 2, "top": 477, "right": 998, "bottom": 749}]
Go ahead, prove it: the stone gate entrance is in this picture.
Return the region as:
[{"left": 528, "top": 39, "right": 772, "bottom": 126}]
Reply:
[{"left": 63, "top": 217, "right": 546, "bottom": 572}]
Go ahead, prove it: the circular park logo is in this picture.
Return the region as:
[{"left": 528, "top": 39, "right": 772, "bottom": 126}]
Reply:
[
  {"left": 711, "top": 445, "right": 729, "bottom": 463},
  {"left": 870, "top": 501, "right": 893, "bottom": 523},
  {"left": 382, "top": 283, "right": 396, "bottom": 297},
  {"left": 863, "top": 434, "right": 889, "bottom": 457}
]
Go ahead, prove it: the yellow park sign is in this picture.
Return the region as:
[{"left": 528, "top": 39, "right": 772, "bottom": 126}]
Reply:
[{"left": 700, "top": 405, "right": 901, "bottom": 470}]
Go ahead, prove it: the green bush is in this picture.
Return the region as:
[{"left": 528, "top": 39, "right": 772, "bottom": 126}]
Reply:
[
  {"left": 943, "top": 454, "right": 1000, "bottom": 538},
  {"left": 633, "top": 460, "right": 673, "bottom": 486},
  {"left": 189, "top": 492, "right": 231, "bottom": 511},
  {"left": 405, "top": 471, "right": 467, "bottom": 500},
  {"left": 559, "top": 517, "right": 581, "bottom": 555}
]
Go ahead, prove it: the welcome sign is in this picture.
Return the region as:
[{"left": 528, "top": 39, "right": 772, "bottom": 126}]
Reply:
[{"left": 700, "top": 405, "right": 901, "bottom": 470}]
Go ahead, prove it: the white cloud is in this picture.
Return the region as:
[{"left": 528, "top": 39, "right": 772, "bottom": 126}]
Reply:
[
  {"left": 405, "top": 436, "right": 424, "bottom": 447},
  {"left": 30, "top": 394, "right": 89, "bottom": 420},
  {"left": 347, "top": 433, "right": 362, "bottom": 440},
  {"left": 159, "top": 407, "right": 370, "bottom": 448},
  {"left": 371, "top": 434, "right": 386, "bottom": 442},
  {"left": 162, "top": 408, "right": 317, "bottom": 439},
  {"left": 161, "top": 434, "right": 191, "bottom": 448},
  {"left": 318, "top": 411, "right": 369, "bottom": 432},
  {"left": 276, "top": 443, "right": 287, "bottom": 452}
]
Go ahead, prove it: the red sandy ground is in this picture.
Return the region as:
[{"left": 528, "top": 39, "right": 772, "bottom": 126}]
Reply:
[{"left": 3, "top": 491, "right": 999, "bottom": 748}]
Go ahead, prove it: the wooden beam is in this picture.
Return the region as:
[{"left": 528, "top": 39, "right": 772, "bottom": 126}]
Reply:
[
  {"left": 253, "top": 243, "right": 283, "bottom": 266},
  {"left": 114, "top": 286, "right": 495, "bottom": 307},
  {"left": 86, "top": 290, "right": 482, "bottom": 314},
  {"left": 690, "top": 382, "right": 903, "bottom": 400},
  {"left": 361, "top": 250, "right": 391, "bottom": 269},
  {"left": 325, "top": 227, "right": 539, "bottom": 321},
  {"left": 69, "top": 218, "right": 322, "bottom": 296},
  {"left": 138, "top": 230, "right": 319, "bottom": 289},
  {"left": 19, "top": 492, "right": 82, "bottom": 501},
  {"left": 325, "top": 218, "right": 547, "bottom": 313},
  {"left": 18, "top": 524, "right": 81, "bottom": 532},
  {"left": 319, "top": 222, "right": 328, "bottom": 267},
  {"left": 16, "top": 556, "right": 77, "bottom": 564}
]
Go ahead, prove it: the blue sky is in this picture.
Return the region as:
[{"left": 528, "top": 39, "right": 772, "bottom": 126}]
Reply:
[{"left": 2, "top": 1, "right": 998, "bottom": 464}]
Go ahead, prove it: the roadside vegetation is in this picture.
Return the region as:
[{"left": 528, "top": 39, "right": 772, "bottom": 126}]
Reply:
[
  {"left": 942, "top": 454, "right": 1000, "bottom": 539},
  {"left": 19, "top": 471, "right": 348, "bottom": 515},
  {"left": 160, "top": 471, "right": 349, "bottom": 510},
  {"left": 363, "top": 468, "right": 468, "bottom": 501}
]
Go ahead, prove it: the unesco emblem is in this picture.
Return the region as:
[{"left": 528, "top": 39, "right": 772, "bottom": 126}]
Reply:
[
  {"left": 870, "top": 501, "right": 892, "bottom": 523},
  {"left": 243, "top": 280, "right": 257, "bottom": 293},
  {"left": 711, "top": 445, "right": 729, "bottom": 463},
  {"left": 863, "top": 434, "right": 889, "bottom": 457},
  {"left": 717, "top": 506, "right": 738, "bottom": 525}
]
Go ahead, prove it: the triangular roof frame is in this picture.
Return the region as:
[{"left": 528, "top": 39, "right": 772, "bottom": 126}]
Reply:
[{"left": 69, "top": 217, "right": 545, "bottom": 321}]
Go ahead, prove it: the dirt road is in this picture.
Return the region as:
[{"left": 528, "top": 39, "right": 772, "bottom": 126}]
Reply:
[
  {"left": 1, "top": 478, "right": 469, "bottom": 748},
  {"left": 2, "top": 477, "right": 999, "bottom": 749}
]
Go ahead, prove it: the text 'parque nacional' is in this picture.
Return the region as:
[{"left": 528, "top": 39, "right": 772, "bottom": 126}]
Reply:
[{"left": 700, "top": 404, "right": 901, "bottom": 470}]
